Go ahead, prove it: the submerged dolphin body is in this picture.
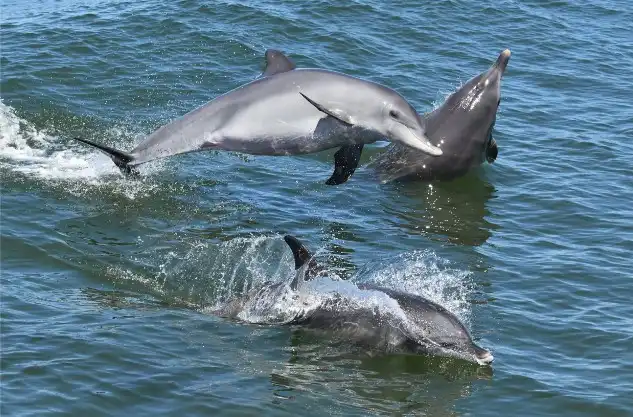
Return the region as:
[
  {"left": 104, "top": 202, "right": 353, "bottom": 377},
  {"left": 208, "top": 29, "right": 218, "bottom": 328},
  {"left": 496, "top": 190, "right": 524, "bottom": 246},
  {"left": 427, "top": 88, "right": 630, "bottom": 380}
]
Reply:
[
  {"left": 73, "top": 50, "right": 442, "bottom": 181},
  {"left": 215, "top": 235, "right": 493, "bottom": 366},
  {"left": 368, "top": 49, "right": 511, "bottom": 182}
]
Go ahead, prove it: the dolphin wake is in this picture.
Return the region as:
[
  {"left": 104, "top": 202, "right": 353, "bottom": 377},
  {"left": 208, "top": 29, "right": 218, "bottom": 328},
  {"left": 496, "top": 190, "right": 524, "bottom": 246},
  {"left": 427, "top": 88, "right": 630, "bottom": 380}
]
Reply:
[{"left": 0, "top": 101, "right": 166, "bottom": 198}]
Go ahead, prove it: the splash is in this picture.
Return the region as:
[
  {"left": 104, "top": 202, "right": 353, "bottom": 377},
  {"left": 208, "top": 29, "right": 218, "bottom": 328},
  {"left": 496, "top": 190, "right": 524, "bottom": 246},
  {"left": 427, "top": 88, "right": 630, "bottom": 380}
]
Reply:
[
  {"left": 227, "top": 273, "right": 409, "bottom": 330},
  {"left": 357, "top": 250, "right": 473, "bottom": 325},
  {"left": 100, "top": 234, "right": 479, "bottom": 360},
  {"left": 427, "top": 80, "right": 466, "bottom": 113},
  {"left": 224, "top": 248, "right": 478, "bottom": 361},
  {"left": 0, "top": 101, "right": 166, "bottom": 199},
  {"left": 203, "top": 241, "right": 473, "bottom": 331},
  {"left": 156, "top": 235, "right": 296, "bottom": 306}
]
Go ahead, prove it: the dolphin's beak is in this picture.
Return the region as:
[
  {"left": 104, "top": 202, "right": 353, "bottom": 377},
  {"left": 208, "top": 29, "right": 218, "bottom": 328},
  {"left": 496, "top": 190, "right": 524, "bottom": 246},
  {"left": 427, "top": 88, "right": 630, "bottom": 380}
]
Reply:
[
  {"left": 393, "top": 124, "right": 443, "bottom": 156},
  {"left": 475, "top": 350, "right": 494, "bottom": 365},
  {"left": 494, "top": 49, "right": 511, "bottom": 75},
  {"left": 473, "top": 345, "right": 494, "bottom": 365}
]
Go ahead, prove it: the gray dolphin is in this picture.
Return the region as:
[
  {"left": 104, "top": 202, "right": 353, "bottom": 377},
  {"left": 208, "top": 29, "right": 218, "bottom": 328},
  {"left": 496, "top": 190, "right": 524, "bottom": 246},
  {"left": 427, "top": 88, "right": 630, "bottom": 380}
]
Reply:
[
  {"left": 215, "top": 235, "right": 494, "bottom": 366},
  {"left": 73, "top": 49, "right": 442, "bottom": 179},
  {"left": 367, "top": 49, "right": 511, "bottom": 183}
]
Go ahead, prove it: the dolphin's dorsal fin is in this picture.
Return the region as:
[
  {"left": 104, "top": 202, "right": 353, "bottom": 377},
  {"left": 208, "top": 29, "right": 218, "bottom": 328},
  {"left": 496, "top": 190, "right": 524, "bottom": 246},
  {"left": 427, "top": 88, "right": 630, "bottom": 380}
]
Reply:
[
  {"left": 283, "top": 235, "right": 321, "bottom": 290},
  {"left": 284, "top": 235, "right": 312, "bottom": 269},
  {"left": 262, "top": 49, "right": 296, "bottom": 77}
]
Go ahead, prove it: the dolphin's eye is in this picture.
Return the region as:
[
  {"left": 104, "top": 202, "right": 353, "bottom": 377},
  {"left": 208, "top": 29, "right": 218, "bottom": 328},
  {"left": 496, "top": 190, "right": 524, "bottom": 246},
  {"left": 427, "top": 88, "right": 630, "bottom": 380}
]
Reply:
[{"left": 389, "top": 110, "right": 400, "bottom": 119}]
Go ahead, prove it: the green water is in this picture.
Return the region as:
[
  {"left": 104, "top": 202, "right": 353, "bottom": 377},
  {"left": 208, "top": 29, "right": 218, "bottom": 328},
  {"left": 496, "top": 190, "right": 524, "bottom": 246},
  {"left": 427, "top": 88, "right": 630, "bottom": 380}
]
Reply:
[{"left": 2, "top": 1, "right": 633, "bottom": 415}]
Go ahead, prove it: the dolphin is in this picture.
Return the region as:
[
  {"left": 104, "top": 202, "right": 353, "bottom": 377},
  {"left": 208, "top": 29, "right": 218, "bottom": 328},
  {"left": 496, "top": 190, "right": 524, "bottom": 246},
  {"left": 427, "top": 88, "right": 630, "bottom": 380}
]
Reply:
[
  {"left": 214, "top": 235, "right": 494, "bottom": 366},
  {"left": 367, "top": 49, "right": 511, "bottom": 183},
  {"left": 72, "top": 49, "right": 442, "bottom": 180}
]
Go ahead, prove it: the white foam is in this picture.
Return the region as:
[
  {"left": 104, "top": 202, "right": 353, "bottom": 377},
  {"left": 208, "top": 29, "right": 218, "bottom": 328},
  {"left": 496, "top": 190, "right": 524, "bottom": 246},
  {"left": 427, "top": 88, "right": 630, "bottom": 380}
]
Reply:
[
  {"left": 231, "top": 274, "right": 407, "bottom": 328},
  {"left": 0, "top": 102, "right": 114, "bottom": 179},
  {"left": 0, "top": 101, "right": 165, "bottom": 199},
  {"left": 357, "top": 250, "right": 473, "bottom": 325},
  {"left": 214, "top": 245, "right": 472, "bottom": 332}
]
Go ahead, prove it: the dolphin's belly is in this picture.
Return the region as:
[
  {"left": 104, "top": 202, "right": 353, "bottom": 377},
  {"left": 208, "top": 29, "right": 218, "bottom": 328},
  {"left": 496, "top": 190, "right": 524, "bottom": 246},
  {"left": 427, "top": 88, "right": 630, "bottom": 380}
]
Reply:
[
  {"left": 219, "top": 124, "right": 366, "bottom": 156},
  {"left": 219, "top": 115, "right": 333, "bottom": 155},
  {"left": 218, "top": 88, "right": 376, "bottom": 155}
]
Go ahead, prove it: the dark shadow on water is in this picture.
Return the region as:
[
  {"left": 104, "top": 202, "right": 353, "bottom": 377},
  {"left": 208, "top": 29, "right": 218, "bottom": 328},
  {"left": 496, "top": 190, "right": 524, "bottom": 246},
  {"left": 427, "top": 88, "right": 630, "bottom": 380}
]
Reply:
[
  {"left": 268, "top": 329, "right": 492, "bottom": 415},
  {"left": 379, "top": 172, "right": 499, "bottom": 247}
]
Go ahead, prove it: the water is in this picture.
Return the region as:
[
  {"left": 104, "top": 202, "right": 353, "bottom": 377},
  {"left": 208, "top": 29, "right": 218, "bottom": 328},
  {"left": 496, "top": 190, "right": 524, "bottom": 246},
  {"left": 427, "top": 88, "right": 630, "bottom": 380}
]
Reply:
[{"left": 2, "top": 0, "right": 632, "bottom": 415}]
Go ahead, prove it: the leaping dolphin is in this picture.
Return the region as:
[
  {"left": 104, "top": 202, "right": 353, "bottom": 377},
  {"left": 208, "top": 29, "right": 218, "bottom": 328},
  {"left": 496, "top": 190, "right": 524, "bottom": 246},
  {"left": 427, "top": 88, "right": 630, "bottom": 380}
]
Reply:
[
  {"left": 215, "top": 235, "right": 494, "bottom": 366},
  {"left": 73, "top": 49, "right": 442, "bottom": 181},
  {"left": 368, "top": 49, "right": 511, "bottom": 182}
]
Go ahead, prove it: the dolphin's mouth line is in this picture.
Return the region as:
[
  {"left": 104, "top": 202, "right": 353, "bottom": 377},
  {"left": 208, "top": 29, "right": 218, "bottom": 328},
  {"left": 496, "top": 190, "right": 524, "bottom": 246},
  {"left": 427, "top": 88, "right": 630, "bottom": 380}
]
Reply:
[
  {"left": 398, "top": 117, "right": 419, "bottom": 131},
  {"left": 475, "top": 351, "right": 494, "bottom": 365},
  {"left": 405, "top": 126, "right": 443, "bottom": 156},
  {"left": 417, "top": 338, "right": 494, "bottom": 366},
  {"left": 407, "top": 126, "right": 424, "bottom": 141}
]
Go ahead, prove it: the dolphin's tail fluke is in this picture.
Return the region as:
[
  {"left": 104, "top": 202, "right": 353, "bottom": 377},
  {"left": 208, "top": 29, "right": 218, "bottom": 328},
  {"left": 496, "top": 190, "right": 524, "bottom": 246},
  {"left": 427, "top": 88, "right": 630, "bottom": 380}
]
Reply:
[{"left": 73, "top": 137, "right": 139, "bottom": 176}]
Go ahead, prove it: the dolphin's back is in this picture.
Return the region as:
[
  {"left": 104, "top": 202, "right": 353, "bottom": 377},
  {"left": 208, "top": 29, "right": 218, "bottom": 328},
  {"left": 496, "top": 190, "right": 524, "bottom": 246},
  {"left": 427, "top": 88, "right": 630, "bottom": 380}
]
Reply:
[
  {"left": 291, "top": 295, "right": 411, "bottom": 350},
  {"left": 358, "top": 284, "right": 473, "bottom": 347}
]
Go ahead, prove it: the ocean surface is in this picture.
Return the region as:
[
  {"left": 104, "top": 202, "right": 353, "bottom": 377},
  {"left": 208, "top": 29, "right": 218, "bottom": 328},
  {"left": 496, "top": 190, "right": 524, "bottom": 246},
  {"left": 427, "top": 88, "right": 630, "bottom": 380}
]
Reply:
[{"left": 2, "top": 0, "right": 632, "bottom": 415}]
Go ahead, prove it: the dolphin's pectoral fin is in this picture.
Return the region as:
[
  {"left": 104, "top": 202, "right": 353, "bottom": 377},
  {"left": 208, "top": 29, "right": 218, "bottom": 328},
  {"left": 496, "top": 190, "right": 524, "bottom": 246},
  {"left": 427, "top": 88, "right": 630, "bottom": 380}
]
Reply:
[
  {"left": 486, "top": 138, "right": 498, "bottom": 163},
  {"left": 261, "top": 49, "right": 296, "bottom": 77},
  {"left": 284, "top": 235, "right": 322, "bottom": 290},
  {"left": 299, "top": 93, "right": 354, "bottom": 126},
  {"left": 326, "top": 144, "right": 364, "bottom": 185}
]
